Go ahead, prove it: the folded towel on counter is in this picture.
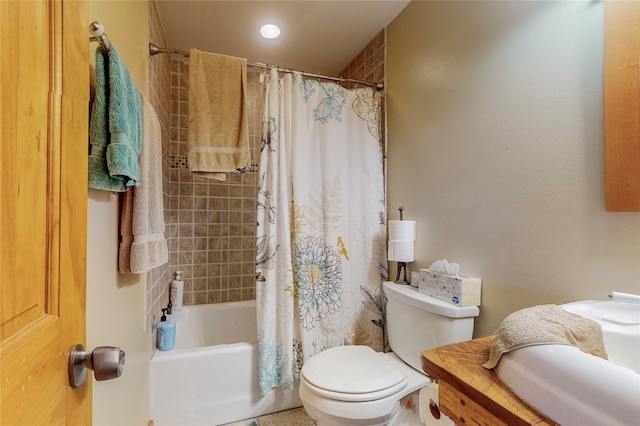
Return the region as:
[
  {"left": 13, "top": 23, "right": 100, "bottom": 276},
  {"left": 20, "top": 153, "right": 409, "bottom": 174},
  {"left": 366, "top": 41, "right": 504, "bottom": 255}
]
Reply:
[
  {"left": 119, "top": 94, "right": 168, "bottom": 274},
  {"left": 482, "top": 304, "right": 607, "bottom": 369},
  {"left": 88, "top": 45, "right": 142, "bottom": 191},
  {"left": 187, "top": 48, "right": 250, "bottom": 181}
]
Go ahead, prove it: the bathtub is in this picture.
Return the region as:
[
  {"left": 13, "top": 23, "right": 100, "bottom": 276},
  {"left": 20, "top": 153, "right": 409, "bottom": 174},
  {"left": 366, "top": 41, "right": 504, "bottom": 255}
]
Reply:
[{"left": 149, "top": 301, "right": 302, "bottom": 426}]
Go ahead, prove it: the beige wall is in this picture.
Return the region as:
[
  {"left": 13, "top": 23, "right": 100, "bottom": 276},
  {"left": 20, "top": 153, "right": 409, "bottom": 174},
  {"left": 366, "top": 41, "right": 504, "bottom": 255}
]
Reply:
[
  {"left": 387, "top": 1, "right": 640, "bottom": 337},
  {"left": 87, "top": 2, "right": 150, "bottom": 425}
]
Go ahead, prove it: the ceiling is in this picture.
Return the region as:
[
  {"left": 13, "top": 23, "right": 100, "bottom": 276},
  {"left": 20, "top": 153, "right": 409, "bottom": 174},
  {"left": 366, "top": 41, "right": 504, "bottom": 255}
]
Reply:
[{"left": 156, "top": 0, "right": 411, "bottom": 76}]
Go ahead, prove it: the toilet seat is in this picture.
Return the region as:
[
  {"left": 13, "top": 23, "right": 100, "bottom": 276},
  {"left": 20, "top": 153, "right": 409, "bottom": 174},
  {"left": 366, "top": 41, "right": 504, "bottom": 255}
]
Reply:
[
  {"left": 302, "top": 374, "right": 408, "bottom": 402},
  {"left": 301, "top": 346, "right": 407, "bottom": 402}
]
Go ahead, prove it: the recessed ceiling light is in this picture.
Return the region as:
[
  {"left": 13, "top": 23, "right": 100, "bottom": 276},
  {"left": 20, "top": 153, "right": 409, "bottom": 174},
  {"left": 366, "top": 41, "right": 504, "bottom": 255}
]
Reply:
[{"left": 260, "top": 24, "right": 280, "bottom": 39}]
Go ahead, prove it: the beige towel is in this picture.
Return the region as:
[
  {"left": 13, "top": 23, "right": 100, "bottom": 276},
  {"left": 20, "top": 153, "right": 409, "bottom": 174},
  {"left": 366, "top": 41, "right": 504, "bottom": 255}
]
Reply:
[
  {"left": 482, "top": 304, "right": 608, "bottom": 369},
  {"left": 187, "top": 49, "right": 250, "bottom": 181},
  {"left": 119, "top": 93, "right": 168, "bottom": 274}
]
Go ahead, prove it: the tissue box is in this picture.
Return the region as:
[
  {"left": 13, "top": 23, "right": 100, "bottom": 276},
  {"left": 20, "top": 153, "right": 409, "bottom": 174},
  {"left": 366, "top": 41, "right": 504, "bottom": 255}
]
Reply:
[{"left": 419, "top": 269, "right": 481, "bottom": 307}]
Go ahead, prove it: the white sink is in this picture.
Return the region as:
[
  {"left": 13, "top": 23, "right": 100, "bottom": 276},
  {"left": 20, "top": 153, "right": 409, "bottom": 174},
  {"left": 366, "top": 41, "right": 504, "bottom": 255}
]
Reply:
[{"left": 496, "top": 297, "right": 640, "bottom": 426}]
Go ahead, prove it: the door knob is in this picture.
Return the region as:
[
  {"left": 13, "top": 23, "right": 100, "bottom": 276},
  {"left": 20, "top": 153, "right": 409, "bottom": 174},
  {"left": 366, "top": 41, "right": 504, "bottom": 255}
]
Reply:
[{"left": 68, "top": 344, "right": 125, "bottom": 388}]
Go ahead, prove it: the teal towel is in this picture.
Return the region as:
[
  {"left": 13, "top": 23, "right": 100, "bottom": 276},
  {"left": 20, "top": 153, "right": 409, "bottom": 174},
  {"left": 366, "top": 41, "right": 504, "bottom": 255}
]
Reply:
[
  {"left": 106, "top": 45, "right": 142, "bottom": 187},
  {"left": 88, "top": 45, "right": 142, "bottom": 191},
  {"left": 88, "top": 46, "right": 124, "bottom": 191}
]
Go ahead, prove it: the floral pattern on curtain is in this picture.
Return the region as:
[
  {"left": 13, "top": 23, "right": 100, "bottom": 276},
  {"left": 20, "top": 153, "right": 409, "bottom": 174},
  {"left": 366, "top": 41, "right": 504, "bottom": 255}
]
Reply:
[{"left": 256, "top": 69, "right": 387, "bottom": 395}]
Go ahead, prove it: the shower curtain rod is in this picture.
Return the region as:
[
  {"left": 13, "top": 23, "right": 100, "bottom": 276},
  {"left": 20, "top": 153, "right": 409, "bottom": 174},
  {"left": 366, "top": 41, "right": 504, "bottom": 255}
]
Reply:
[{"left": 148, "top": 43, "right": 384, "bottom": 91}]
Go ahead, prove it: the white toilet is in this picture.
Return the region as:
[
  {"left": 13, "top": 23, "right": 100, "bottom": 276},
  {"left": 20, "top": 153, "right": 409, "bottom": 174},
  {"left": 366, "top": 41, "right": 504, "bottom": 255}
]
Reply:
[{"left": 299, "top": 281, "right": 480, "bottom": 425}]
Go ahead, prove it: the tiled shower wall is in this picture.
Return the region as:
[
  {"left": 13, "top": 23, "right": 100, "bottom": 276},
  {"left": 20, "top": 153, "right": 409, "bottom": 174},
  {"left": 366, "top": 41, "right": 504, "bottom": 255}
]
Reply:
[
  {"left": 340, "top": 29, "right": 386, "bottom": 155},
  {"left": 146, "top": 0, "right": 172, "bottom": 336},
  {"left": 164, "top": 30, "right": 386, "bottom": 307},
  {"left": 168, "top": 62, "right": 263, "bottom": 305},
  {"left": 339, "top": 30, "right": 385, "bottom": 89}
]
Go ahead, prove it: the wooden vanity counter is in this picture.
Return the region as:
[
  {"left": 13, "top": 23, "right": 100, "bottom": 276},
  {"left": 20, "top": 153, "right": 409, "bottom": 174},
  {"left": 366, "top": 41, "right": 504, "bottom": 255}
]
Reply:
[{"left": 421, "top": 336, "right": 555, "bottom": 426}]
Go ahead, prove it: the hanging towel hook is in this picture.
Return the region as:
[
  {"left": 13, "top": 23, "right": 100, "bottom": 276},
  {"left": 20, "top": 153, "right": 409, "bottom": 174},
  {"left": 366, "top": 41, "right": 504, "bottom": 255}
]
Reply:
[{"left": 89, "top": 21, "right": 110, "bottom": 51}]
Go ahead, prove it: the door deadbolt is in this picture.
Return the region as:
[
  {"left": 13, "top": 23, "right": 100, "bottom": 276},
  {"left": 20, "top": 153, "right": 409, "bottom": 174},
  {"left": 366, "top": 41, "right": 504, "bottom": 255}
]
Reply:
[{"left": 68, "top": 344, "right": 125, "bottom": 388}]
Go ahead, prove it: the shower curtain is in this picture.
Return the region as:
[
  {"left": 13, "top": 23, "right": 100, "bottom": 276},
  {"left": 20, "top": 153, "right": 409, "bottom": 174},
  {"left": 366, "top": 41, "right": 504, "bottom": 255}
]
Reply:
[{"left": 256, "top": 68, "right": 387, "bottom": 395}]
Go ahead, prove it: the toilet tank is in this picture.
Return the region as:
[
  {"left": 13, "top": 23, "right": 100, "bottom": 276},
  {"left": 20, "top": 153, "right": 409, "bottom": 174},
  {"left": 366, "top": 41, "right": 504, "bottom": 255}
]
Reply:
[{"left": 383, "top": 281, "right": 479, "bottom": 372}]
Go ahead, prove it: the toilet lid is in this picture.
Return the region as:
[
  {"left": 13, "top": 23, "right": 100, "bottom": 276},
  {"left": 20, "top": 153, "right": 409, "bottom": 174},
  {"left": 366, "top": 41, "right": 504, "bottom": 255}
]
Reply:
[{"left": 301, "top": 346, "right": 406, "bottom": 397}]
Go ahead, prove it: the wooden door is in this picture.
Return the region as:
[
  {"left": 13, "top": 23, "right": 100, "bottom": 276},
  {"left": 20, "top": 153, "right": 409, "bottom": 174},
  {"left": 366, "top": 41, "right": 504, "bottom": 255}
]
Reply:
[{"left": 1, "top": 0, "right": 91, "bottom": 424}]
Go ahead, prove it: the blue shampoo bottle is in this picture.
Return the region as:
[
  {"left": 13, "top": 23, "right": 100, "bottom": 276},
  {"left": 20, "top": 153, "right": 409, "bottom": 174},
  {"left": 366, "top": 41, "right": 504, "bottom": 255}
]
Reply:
[{"left": 156, "top": 308, "right": 175, "bottom": 351}]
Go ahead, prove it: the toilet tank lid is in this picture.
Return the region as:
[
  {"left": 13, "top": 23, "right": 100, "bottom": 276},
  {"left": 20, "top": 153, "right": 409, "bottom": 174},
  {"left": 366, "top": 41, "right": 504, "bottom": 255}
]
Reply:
[{"left": 383, "top": 281, "right": 479, "bottom": 318}]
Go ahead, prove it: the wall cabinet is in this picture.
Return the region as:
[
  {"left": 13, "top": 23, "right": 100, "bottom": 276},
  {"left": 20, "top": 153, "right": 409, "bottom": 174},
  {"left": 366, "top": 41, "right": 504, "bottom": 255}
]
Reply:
[{"left": 605, "top": 1, "right": 640, "bottom": 211}]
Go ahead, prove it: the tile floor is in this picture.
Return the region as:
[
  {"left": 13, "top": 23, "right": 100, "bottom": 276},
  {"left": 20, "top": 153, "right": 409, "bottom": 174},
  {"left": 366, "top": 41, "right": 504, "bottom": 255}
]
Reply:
[{"left": 221, "top": 407, "right": 316, "bottom": 426}]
